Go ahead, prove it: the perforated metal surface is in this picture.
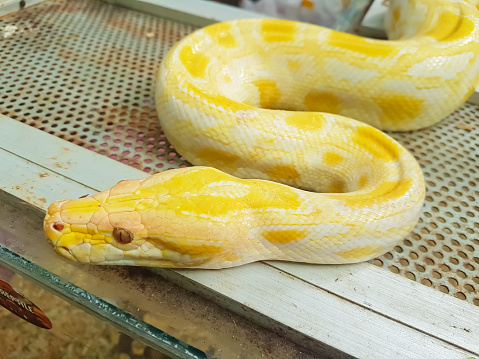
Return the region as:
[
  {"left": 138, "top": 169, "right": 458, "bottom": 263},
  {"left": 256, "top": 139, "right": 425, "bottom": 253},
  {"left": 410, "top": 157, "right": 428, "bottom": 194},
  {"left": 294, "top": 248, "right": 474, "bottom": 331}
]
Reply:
[
  {"left": 0, "top": 0, "right": 478, "bottom": 306},
  {"left": 382, "top": 108, "right": 479, "bottom": 305},
  {"left": 0, "top": 0, "right": 193, "bottom": 173}
]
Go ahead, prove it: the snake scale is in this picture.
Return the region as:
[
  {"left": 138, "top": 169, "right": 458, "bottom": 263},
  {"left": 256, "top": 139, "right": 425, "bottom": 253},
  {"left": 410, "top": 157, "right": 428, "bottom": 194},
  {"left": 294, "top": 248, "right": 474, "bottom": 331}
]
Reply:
[{"left": 44, "top": 0, "right": 479, "bottom": 269}]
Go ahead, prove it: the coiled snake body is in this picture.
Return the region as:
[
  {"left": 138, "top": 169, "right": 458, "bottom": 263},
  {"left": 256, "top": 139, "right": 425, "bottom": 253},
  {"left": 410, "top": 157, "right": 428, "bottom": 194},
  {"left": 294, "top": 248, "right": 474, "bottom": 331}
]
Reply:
[{"left": 44, "top": 0, "right": 479, "bottom": 269}]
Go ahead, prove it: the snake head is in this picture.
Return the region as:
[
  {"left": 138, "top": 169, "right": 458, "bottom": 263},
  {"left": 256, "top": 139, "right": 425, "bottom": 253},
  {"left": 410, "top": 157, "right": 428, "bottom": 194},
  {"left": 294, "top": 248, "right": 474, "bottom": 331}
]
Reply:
[
  {"left": 43, "top": 193, "right": 143, "bottom": 264},
  {"left": 43, "top": 168, "right": 240, "bottom": 268}
]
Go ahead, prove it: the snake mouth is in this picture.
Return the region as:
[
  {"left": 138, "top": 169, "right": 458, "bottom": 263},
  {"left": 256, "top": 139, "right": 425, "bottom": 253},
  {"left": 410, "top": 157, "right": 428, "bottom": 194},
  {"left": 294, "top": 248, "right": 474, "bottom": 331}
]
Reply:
[{"left": 55, "top": 245, "right": 78, "bottom": 261}]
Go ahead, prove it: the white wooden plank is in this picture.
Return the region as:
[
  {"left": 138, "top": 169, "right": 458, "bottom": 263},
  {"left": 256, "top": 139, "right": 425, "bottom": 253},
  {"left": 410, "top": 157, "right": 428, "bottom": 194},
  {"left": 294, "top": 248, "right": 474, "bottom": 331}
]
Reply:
[
  {"left": 0, "top": 0, "right": 46, "bottom": 16},
  {"left": 0, "top": 147, "right": 96, "bottom": 209},
  {"left": 467, "top": 91, "right": 479, "bottom": 106},
  {"left": 0, "top": 115, "right": 147, "bottom": 190},
  {"left": 358, "top": 0, "right": 387, "bottom": 38},
  {"left": 161, "top": 264, "right": 475, "bottom": 359},
  {"left": 1, "top": 114, "right": 478, "bottom": 357},
  {"left": 268, "top": 261, "right": 479, "bottom": 354},
  {"left": 104, "top": 0, "right": 268, "bottom": 27}
]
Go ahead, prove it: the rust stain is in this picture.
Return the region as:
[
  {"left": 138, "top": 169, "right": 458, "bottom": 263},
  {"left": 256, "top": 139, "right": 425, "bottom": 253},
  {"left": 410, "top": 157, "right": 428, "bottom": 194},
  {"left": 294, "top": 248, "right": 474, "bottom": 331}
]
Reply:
[
  {"left": 57, "top": 45, "right": 157, "bottom": 73},
  {"left": 39, "top": 172, "right": 49, "bottom": 178},
  {"left": 53, "top": 161, "right": 71, "bottom": 169},
  {"left": 106, "top": 17, "right": 186, "bottom": 45},
  {"left": 20, "top": 201, "right": 38, "bottom": 209},
  {"left": 18, "top": 188, "right": 48, "bottom": 208},
  {"left": 46, "top": 2, "right": 86, "bottom": 14},
  {"left": 455, "top": 123, "right": 475, "bottom": 131}
]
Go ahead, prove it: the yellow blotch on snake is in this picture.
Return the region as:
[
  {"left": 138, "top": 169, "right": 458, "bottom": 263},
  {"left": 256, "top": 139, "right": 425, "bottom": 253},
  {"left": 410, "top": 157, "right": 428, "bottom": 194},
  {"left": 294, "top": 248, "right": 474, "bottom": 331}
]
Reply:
[
  {"left": 263, "top": 229, "right": 307, "bottom": 244},
  {"left": 327, "top": 31, "right": 399, "bottom": 58},
  {"left": 284, "top": 112, "right": 326, "bottom": 132},
  {"left": 196, "top": 148, "right": 241, "bottom": 172},
  {"left": 153, "top": 237, "right": 223, "bottom": 256},
  {"left": 392, "top": 6, "right": 401, "bottom": 23},
  {"left": 204, "top": 22, "right": 237, "bottom": 48},
  {"left": 157, "top": 169, "right": 304, "bottom": 216},
  {"left": 264, "top": 164, "right": 300, "bottom": 181},
  {"left": 425, "top": 11, "right": 475, "bottom": 42},
  {"left": 358, "top": 174, "right": 369, "bottom": 188},
  {"left": 182, "top": 80, "right": 254, "bottom": 113},
  {"left": 329, "top": 178, "right": 414, "bottom": 208},
  {"left": 70, "top": 224, "right": 88, "bottom": 234},
  {"left": 221, "top": 252, "right": 242, "bottom": 262},
  {"left": 252, "top": 79, "right": 281, "bottom": 108},
  {"left": 179, "top": 46, "right": 210, "bottom": 78},
  {"left": 351, "top": 126, "right": 403, "bottom": 161},
  {"left": 373, "top": 94, "right": 425, "bottom": 126},
  {"left": 287, "top": 59, "right": 302, "bottom": 72},
  {"left": 323, "top": 152, "right": 344, "bottom": 166},
  {"left": 329, "top": 181, "right": 345, "bottom": 194},
  {"left": 304, "top": 91, "right": 340, "bottom": 114},
  {"left": 261, "top": 20, "right": 296, "bottom": 42},
  {"left": 336, "top": 245, "right": 381, "bottom": 259}
]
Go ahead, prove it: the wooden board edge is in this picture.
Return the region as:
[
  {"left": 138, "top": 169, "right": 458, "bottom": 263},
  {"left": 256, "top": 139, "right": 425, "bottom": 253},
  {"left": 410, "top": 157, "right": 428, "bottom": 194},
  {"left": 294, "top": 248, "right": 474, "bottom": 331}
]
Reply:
[{"left": 101, "top": 0, "right": 268, "bottom": 27}]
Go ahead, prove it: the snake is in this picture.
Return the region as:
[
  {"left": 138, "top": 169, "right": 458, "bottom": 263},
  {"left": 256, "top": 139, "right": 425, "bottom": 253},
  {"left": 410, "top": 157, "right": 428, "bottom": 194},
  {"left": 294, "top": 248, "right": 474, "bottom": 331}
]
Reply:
[{"left": 44, "top": 0, "right": 479, "bottom": 269}]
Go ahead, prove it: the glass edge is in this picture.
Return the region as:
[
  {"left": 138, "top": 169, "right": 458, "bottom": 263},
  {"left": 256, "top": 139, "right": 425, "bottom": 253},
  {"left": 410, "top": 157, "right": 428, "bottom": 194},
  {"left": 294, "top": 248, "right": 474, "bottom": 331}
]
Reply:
[{"left": 0, "top": 244, "right": 208, "bottom": 359}]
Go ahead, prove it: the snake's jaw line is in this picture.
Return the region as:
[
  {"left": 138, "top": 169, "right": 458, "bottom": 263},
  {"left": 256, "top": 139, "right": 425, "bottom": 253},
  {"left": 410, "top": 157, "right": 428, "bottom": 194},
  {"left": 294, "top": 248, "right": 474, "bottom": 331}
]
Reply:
[{"left": 55, "top": 246, "right": 77, "bottom": 262}]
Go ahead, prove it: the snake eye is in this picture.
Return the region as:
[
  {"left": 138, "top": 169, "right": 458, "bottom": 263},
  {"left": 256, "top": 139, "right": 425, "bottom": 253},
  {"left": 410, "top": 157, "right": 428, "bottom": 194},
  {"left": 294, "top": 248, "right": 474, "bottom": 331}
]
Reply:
[{"left": 112, "top": 227, "right": 133, "bottom": 244}]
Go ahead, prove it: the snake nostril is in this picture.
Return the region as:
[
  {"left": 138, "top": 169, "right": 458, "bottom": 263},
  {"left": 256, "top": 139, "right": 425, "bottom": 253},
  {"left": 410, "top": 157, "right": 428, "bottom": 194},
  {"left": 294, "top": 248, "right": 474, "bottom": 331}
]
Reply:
[{"left": 53, "top": 223, "right": 64, "bottom": 231}]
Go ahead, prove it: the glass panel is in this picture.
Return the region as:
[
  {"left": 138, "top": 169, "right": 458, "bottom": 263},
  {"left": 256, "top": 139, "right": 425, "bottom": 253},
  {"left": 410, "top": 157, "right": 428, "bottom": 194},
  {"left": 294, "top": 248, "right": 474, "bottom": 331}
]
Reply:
[
  {"left": 0, "top": 264, "right": 172, "bottom": 358},
  {"left": 0, "top": 191, "right": 316, "bottom": 358}
]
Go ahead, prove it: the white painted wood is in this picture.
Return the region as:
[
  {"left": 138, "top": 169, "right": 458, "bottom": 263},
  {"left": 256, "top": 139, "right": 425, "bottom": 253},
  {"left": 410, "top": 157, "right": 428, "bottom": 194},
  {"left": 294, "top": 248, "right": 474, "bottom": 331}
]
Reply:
[
  {"left": 1, "top": 114, "right": 478, "bottom": 357},
  {"left": 0, "top": 115, "right": 147, "bottom": 191},
  {"left": 268, "top": 261, "right": 479, "bottom": 354},
  {"left": 104, "top": 0, "right": 268, "bottom": 27},
  {"left": 467, "top": 91, "right": 479, "bottom": 106},
  {"left": 358, "top": 0, "right": 387, "bottom": 38},
  {"left": 0, "top": 0, "right": 46, "bottom": 16},
  {"left": 0, "top": 0, "right": 23, "bottom": 16},
  {"left": 160, "top": 264, "right": 475, "bottom": 359},
  {"left": 0, "top": 148, "right": 95, "bottom": 209}
]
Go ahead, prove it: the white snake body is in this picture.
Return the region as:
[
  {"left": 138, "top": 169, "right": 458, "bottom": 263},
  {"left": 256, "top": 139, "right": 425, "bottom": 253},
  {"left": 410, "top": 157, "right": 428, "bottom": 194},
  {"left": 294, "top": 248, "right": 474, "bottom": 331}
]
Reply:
[{"left": 44, "top": 0, "right": 479, "bottom": 269}]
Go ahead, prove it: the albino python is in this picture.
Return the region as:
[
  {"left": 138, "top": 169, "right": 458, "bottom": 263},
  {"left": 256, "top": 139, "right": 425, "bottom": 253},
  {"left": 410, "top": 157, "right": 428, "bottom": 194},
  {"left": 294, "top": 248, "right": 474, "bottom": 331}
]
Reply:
[{"left": 44, "top": 0, "right": 479, "bottom": 269}]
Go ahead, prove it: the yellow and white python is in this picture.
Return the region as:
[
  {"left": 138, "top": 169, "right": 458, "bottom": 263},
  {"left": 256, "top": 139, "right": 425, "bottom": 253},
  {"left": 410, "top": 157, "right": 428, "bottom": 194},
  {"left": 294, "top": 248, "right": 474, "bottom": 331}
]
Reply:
[{"left": 44, "top": 0, "right": 479, "bottom": 269}]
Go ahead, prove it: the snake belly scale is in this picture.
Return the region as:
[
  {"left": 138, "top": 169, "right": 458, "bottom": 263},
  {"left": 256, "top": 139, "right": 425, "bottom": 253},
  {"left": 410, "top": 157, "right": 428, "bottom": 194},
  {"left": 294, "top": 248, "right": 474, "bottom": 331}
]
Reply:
[{"left": 44, "top": 0, "right": 479, "bottom": 269}]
